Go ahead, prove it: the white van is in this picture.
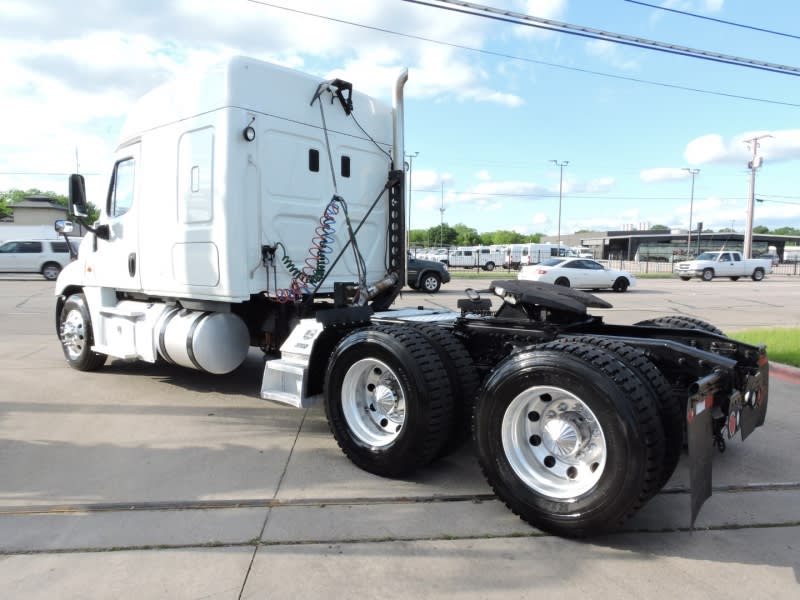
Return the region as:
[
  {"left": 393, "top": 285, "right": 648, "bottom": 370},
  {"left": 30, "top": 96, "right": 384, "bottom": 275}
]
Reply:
[{"left": 0, "top": 238, "right": 80, "bottom": 280}]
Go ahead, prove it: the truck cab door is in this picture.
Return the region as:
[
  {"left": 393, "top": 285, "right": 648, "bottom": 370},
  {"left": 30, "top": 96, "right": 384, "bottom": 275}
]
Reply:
[
  {"left": 716, "top": 252, "right": 735, "bottom": 276},
  {"left": 91, "top": 144, "right": 142, "bottom": 291}
]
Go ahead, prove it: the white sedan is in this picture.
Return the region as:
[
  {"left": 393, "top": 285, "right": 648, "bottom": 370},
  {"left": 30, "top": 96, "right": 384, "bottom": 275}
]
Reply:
[{"left": 518, "top": 257, "right": 636, "bottom": 292}]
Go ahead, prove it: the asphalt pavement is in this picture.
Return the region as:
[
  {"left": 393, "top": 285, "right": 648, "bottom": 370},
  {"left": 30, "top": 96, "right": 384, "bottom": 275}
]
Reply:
[{"left": 0, "top": 277, "right": 798, "bottom": 599}]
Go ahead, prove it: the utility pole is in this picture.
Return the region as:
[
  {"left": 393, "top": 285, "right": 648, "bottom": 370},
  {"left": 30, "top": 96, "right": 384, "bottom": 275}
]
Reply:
[
  {"left": 550, "top": 160, "right": 569, "bottom": 248},
  {"left": 405, "top": 151, "right": 418, "bottom": 232},
  {"left": 743, "top": 135, "right": 770, "bottom": 258},
  {"left": 683, "top": 168, "right": 699, "bottom": 254},
  {"left": 439, "top": 181, "right": 446, "bottom": 247}
]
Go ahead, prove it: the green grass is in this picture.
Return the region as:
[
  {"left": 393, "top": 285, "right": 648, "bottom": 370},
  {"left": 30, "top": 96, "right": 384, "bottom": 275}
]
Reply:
[
  {"left": 446, "top": 270, "right": 676, "bottom": 280},
  {"left": 727, "top": 328, "right": 800, "bottom": 367},
  {"left": 448, "top": 270, "right": 514, "bottom": 279}
]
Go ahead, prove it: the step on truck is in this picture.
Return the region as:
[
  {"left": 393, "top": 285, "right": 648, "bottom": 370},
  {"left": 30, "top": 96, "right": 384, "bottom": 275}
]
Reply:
[{"left": 55, "top": 57, "right": 769, "bottom": 538}]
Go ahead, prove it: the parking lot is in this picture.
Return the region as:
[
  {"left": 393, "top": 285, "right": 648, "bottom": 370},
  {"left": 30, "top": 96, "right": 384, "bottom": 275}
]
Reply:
[{"left": 1, "top": 276, "right": 799, "bottom": 599}]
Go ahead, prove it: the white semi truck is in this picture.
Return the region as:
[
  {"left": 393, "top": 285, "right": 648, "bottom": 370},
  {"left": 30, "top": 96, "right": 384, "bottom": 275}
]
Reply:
[{"left": 55, "top": 57, "right": 769, "bottom": 538}]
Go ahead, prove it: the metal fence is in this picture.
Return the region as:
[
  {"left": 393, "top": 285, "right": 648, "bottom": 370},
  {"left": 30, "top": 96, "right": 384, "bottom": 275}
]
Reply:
[
  {"left": 602, "top": 260, "right": 800, "bottom": 277},
  {"left": 445, "top": 260, "right": 800, "bottom": 277}
]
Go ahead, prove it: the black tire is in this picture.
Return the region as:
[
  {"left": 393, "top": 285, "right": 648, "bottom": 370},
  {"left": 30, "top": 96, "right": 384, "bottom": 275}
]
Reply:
[
  {"left": 411, "top": 323, "right": 480, "bottom": 453},
  {"left": 57, "top": 293, "right": 107, "bottom": 371},
  {"left": 473, "top": 340, "right": 665, "bottom": 537},
  {"left": 554, "top": 277, "right": 570, "bottom": 287},
  {"left": 679, "top": 277, "right": 691, "bottom": 281},
  {"left": 634, "top": 315, "right": 723, "bottom": 336},
  {"left": 612, "top": 277, "right": 630, "bottom": 293},
  {"left": 420, "top": 272, "right": 442, "bottom": 293},
  {"left": 751, "top": 268, "right": 765, "bottom": 281},
  {"left": 324, "top": 325, "right": 454, "bottom": 477},
  {"left": 701, "top": 268, "right": 714, "bottom": 282},
  {"left": 484, "top": 261, "right": 495, "bottom": 272},
  {"left": 42, "top": 262, "right": 62, "bottom": 281},
  {"left": 562, "top": 336, "right": 682, "bottom": 491},
  {"left": 729, "top": 276, "right": 740, "bottom": 281}
]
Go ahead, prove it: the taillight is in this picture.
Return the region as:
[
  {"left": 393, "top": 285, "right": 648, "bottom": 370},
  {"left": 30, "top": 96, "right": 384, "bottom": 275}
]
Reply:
[{"left": 537, "top": 268, "right": 548, "bottom": 274}]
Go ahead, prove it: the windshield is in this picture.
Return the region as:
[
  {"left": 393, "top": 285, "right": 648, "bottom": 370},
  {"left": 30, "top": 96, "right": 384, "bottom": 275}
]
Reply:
[
  {"left": 695, "top": 252, "right": 719, "bottom": 261},
  {"left": 540, "top": 258, "right": 567, "bottom": 267}
]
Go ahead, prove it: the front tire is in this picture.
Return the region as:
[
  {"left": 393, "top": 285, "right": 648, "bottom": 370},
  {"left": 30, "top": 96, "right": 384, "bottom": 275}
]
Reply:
[
  {"left": 58, "top": 293, "right": 107, "bottom": 371},
  {"left": 324, "top": 325, "right": 454, "bottom": 477},
  {"left": 612, "top": 277, "right": 630, "bottom": 292},
  {"left": 701, "top": 268, "right": 714, "bottom": 282},
  {"left": 473, "top": 341, "right": 665, "bottom": 537}
]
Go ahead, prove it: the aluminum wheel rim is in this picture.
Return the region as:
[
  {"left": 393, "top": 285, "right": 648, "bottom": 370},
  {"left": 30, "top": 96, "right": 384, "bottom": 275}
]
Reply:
[
  {"left": 60, "top": 308, "right": 87, "bottom": 360},
  {"left": 501, "top": 385, "right": 607, "bottom": 499},
  {"left": 341, "top": 358, "right": 405, "bottom": 448},
  {"left": 423, "top": 277, "right": 438, "bottom": 292}
]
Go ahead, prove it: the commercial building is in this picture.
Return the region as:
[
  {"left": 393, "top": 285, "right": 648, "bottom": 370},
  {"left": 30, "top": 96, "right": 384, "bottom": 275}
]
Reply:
[{"left": 541, "top": 230, "right": 800, "bottom": 262}]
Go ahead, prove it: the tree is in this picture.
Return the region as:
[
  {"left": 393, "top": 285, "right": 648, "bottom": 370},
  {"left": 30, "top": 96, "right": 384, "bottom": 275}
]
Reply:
[
  {"left": 753, "top": 225, "right": 770, "bottom": 234},
  {"left": 650, "top": 224, "right": 670, "bottom": 231},
  {"left": 452, "top": 223, "right": 481, "bottom": 246},
  {"left": 772, "top": 226, "right": 800, "bottom": 236},
  {"left": 0, "top": 188, "right": 100, "bottom": 223},
  {"left": 426, "top": 223, "right": 458, "bottom": 247},
  {"left": 409, "top": 227, "right": 542, "bottom": 247}
]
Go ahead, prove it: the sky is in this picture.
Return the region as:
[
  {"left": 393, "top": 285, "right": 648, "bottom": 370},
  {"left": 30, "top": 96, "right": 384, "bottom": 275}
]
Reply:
[{"left": 1, "top": 0, "right": 799, "bottom": 238}]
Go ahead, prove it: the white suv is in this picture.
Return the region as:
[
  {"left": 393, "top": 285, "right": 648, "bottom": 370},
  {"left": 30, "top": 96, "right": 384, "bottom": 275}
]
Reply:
[{"left": 0, "top": 238, "right": 80, "bottom": 280}]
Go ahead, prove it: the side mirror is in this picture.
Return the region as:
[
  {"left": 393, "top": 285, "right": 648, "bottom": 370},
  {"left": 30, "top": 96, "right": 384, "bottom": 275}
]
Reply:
[
  {"left": 69, "top": 174, "right": 89, "bottom": 218},
  {"left": 55, "top": 220, "right": 74, "bottom": 234}
]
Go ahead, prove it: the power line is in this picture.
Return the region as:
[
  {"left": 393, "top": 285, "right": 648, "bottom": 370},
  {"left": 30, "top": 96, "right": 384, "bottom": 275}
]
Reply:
[
  {"left": 246, "top": 0, "right": 800, "bottom": 107},
  {"left": 404, "top": 0, "right": 800, "bottom": 76},
  {"left": 624, "top": 0, "right": 800, "bottom": 41},
  {"left": 757, "top": 197, "right": 800, "bottom": 206},
  {"left": 410, "top": 188, "right": 766, "bottom": 202},
  {"left": 0, "top": 171, "right": 103, "bottom": 176}
]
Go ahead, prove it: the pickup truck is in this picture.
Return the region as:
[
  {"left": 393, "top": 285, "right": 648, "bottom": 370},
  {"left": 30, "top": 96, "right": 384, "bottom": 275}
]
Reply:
[{"left": 674, "top": 251, "right": 772, "bottom": 281}]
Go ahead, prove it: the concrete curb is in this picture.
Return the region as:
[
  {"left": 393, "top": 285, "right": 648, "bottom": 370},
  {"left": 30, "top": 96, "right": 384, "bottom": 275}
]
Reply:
[{"left": 770, "top": 362, "right": 800, "bottom": 384}]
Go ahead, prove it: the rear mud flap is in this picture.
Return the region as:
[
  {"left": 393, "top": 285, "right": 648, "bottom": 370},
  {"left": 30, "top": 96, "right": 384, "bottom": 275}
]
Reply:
[
  {"left": 687, "top": 390, "right": 714, "bottom": 527},
  {"left": 739, "top": 356, "right": 769, "bottom": 441}
]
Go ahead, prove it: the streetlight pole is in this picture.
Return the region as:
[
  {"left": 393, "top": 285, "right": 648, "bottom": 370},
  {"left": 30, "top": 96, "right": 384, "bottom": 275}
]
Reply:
[
  {"left": 405, "top": 151, "right": 418, "bottom": 232},
  {"left": 439, "top": 181, "right": 446, "bottom": 247},
  {"left": 743, "top": 135, "right": 770, "bottom": 258},
  {"left": 550, "top": 160, "right": 569, "bottom": 249},
  {"left": 683, "top": 168, "right": 699, "bottom": 254}
]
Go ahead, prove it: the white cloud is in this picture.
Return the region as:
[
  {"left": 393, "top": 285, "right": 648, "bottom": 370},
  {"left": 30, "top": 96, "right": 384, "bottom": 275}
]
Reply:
[
  {"left": 640, "top": 167, "right": 693, "bottom": 183},
  {"left": 0, "top": 0, "right": 524, "bottom": 197},
  {"left": 664, "top": 0, "right": 725, "bottom": 12},
  {"left": 584, "top": 40, "right": 640, "bottom": 71},
  {"left": 512, "top": 0, "right": 568, "bottom": 38},
  {"left": 684, "top": 130, "right": 800, "bottom": 165},
  {"left": 475, "top": 170, "right": 492, "bottom": 181}
]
